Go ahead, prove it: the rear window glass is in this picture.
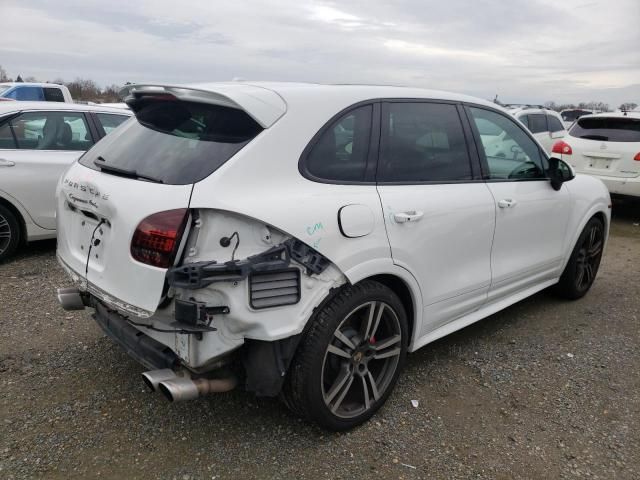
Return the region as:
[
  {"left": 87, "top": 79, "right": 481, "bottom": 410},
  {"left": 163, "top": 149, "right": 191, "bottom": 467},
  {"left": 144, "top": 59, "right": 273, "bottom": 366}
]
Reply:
[
  {"left": 561, "top": 110, "right": 591, "bottom": 122},
  {"left": 569, "top": 117, "right": 640, "bottom": 142},
  {"left": 43, "top": 87, "right": 65, "bottom": 102},
  {"left": 80, "top": 100, "right": 263, "bottom": 185}
]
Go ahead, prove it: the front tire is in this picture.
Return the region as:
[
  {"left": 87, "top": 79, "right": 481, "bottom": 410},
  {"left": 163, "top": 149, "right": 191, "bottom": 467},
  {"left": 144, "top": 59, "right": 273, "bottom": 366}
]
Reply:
[
  {"left": 283, "top": 280, "right": 408, "bottom": 430},
  {"left": 554, "top": 216, "right": 605, "bottom": 300},
  {"left": 0, "top": 204, "right": 20, "bottom": 262}
]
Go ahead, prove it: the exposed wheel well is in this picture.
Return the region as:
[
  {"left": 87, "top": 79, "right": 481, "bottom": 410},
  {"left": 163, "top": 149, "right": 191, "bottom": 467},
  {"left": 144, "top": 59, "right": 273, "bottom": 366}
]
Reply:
[
  {"left": 0, "top": 197, "right": 26, "bottom": 245},
  {"left": 366, "top": 274, "right": 415, "bottom": 345}
]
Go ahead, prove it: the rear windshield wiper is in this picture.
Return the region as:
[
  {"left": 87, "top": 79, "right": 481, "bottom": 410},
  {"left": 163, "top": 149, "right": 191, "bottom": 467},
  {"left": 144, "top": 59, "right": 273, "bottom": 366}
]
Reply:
[{"left": 93, "top": 156, "right": 164, "bottom": 184}]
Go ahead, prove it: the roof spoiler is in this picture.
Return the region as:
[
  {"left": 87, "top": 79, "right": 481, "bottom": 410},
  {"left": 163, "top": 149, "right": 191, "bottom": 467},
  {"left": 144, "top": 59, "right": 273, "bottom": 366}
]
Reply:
[{"left": 119, "top": 83, "right": 287, "bottom": 128}]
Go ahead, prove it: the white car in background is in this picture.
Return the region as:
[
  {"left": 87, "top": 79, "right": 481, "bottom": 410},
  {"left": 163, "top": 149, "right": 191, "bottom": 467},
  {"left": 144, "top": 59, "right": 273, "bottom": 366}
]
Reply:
[
  {"left": 506, "top": 106, "right": 568, "bottom": 154},
  {"left": 0, "top": 102, "right": 131, "bottom": 261},
  {"left": 0, "top": 82, "right": 73, "bottom": 102},
  {"left": 55, "top": 83, "right": 610, "bottom": 430},
  {"left": 552, "top": 111, "right": 640, "bottom": 198}
]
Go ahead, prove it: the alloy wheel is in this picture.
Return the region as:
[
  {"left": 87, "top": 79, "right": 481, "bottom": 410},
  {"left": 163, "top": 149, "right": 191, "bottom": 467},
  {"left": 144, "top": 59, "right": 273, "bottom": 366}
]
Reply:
[
  {"left": 321, "top": 301, "right": 402, "bottom": 419},
  {"left": 575, "top": 222, "right": 603, "bottom": 290},
  {"left": 0, "top": 213, "right": 11, "bottom": 256}
]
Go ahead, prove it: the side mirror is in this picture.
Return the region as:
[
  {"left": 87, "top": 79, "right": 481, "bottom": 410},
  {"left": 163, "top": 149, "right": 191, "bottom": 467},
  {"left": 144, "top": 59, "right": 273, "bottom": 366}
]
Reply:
[
  {"left": 548, "top": 157, "right": 575, "bottom": 191},
  {"left": 550, "top": 130, "right": 565, "bottom": 139}
]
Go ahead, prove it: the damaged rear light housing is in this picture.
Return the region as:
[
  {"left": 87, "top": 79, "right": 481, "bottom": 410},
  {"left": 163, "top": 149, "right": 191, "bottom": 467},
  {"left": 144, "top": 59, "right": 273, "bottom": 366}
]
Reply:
[{"left": 131, "top": 209, "right": 189, "bottom": 268}]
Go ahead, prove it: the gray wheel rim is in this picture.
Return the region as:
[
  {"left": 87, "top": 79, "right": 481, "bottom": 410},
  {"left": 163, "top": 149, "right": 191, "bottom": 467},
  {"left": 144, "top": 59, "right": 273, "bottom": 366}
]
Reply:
[
  {"left": 0, "top": 213, "right": 11, "bottom": 255},
  {"left": 575, "top": 223, "right": 603, "bottom": 290},
  {"left": 321, "top": 301, "right": 402, "bottom": 419}
]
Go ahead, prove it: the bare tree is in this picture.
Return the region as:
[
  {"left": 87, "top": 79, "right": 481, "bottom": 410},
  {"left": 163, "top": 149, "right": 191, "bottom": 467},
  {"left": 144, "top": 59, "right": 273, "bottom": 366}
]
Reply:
[
  {"left": 619, "top": 102, "right": 638, "bottom": 111},
  {"left": 0, "top": 65, "right": 9, "bottom": 82}
]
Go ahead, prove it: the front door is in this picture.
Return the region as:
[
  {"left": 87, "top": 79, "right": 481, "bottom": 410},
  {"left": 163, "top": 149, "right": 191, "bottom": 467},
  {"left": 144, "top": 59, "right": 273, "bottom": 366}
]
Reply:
[
  {"left": 376, "top": 101, "right": 495, "bottom": 336},
  {"left": 466, "top": 106, "right": 572, "bottom": 302}
]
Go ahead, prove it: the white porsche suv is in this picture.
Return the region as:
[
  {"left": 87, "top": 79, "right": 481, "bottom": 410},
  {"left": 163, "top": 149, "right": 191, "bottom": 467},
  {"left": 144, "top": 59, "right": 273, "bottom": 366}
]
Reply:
[{"left": 56, "top": 83, "right": 611, "bottom": 430}]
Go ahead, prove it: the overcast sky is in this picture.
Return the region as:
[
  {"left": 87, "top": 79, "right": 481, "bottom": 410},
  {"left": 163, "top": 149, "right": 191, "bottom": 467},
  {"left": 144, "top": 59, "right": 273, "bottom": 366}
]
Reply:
[{"left": 1, "top": 0, "right": 638, "bottom": 106}]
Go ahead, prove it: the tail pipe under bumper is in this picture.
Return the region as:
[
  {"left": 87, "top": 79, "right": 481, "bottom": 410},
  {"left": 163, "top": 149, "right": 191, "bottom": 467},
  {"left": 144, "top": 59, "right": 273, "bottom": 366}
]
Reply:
[{"left": 142, "top": 369, "right": 238, "bottom": 402}]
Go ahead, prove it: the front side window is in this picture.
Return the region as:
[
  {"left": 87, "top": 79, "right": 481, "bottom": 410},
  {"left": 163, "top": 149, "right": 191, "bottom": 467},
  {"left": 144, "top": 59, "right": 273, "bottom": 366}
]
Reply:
[
  {"left": 547, "top": 115, "right": 564, "bottom": 133},
  {"left": 469, "top": 107, "right": 546, "bottom": 180},
  {"left": 7, "top": 86, "right": 45, "bottom": 101},
  {"left": 0, "top": 121, "right": 17, "bottom": 149},
  {"left": 527, "top": 114, "right": 547, "bottom": 133},
  {"left": 304, "top": 105, "right": 372, "bottom": 182},
  {"left": 10, "top": 111, "right": 93, "bottom": 151},
  {"left": 378, "top": 102, "right": 472, "bottom": 182},
  {"left": 96, "top": 113, "right": 130, "bottom": 134},
  {"left": 569, "top": 116, "right": 640, "bottom": 142}
]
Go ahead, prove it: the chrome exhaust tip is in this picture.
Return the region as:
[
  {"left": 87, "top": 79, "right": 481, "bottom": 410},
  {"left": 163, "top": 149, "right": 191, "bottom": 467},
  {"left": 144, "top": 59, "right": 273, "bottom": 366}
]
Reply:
[
  {"left": 141, "top": 369, "right": 178, "bottom": 392},
  {"left": 158, "top": 375, "right": 238, "bottom": 402},
  {"left": 56, "top": 287, "right": 85, "bottom": 311}
]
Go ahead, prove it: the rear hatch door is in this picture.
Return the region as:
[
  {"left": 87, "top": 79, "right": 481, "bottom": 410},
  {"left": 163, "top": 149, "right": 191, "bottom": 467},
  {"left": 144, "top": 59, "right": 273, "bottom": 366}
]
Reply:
[
  {"left": 567, "top": 115, "right": 640, "bottom": 178},
  {"left": 57, "top": 84, "right": 278, "bottom": 316}
]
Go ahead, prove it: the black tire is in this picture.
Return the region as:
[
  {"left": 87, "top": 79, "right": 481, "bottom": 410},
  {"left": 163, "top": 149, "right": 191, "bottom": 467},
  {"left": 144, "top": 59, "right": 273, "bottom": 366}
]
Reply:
[
  {"left": 282, "top": 280, "right": 408, "bottom": 430},
  {"left": 0, "top": 204, "right": 20, "bottom": 262},
  {"left": 554, "top": 216, "right": 605, "bottom": 300}
]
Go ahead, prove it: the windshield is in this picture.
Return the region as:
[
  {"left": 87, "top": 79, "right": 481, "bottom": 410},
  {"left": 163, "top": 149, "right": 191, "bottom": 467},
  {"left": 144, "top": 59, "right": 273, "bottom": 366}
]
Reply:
[
  {"left": 569, "top": 116, "right": 640, "bottom": 142},
  {"left": 80, "top": 100, "right": 263, "bottom": 185}
]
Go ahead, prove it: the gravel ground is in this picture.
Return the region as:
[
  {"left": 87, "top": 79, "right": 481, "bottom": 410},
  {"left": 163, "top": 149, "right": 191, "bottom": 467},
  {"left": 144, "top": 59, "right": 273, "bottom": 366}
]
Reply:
[{"left": 1, "top": 201, "right": 638, "bottom": 480}]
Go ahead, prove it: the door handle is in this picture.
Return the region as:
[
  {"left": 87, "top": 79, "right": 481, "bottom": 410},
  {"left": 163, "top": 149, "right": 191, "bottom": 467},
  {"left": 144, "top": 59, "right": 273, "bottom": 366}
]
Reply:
[
  {"left": 393, "top": 210, "right": 424, "bottom": 223},
  {"left": 498, "top": 199, "right": 517, "bottom": 208},
  {"left": 0, "top": 158, "right": 15, "bottom": 167}
]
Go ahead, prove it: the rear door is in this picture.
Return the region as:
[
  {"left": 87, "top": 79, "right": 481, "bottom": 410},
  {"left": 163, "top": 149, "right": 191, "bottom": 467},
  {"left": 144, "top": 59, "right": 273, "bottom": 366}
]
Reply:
[
  {"left": 466, "top": 105, "right": 572, "bottom": 301},
  {"left": 0, "top": 110, "right": 94, "bottom": 229},
  {"left": 376, "top": 101, "right": 495, "bottom": 335},
  {"left": 565, "top": 116, "right": 640, "bottom": 179}
]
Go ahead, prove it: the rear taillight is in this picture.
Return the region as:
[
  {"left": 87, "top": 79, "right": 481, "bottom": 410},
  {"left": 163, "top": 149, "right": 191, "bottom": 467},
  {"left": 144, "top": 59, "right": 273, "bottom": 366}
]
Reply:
[
  {"left": 552, "top": 140, "right": 572, "bottom": 155},
  {"left": 131, "top": 209, "right": 189, "bottom": 268},
  {"left": 634, "top": 152, "right": 640, "bottom": 161}
]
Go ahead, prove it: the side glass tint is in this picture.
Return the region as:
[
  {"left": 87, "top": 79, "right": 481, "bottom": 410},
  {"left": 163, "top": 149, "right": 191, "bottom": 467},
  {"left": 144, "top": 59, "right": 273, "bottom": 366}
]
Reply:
[
  {"left": 10, "top": 111, "right": 93, "bottom": 151},
  {"left": 15, "top": 87, "right": 45, "bottom": 101},
  {"left": 547, "top": 115, "right": 565, "bottom": 133},
  {"left": 304, "top": 105, "right": 372, "bottom": 182},
  {"left": 96, "top": 113, "right": 130, "bottom": 134},
  {"left": 469, "top": 107, "right": 546, "bottom": 180},
  {"left": 528, "top": 114, "right": 547, "bottom": 133},
  {"left": 0, "top": 122, "right": 17, "bottom": 149},
  {"left": 43, "top": 88, "right": 65, "bottom": 102},
  {"left": 378, "top": 102, "right": 472, "bottom": 182}
]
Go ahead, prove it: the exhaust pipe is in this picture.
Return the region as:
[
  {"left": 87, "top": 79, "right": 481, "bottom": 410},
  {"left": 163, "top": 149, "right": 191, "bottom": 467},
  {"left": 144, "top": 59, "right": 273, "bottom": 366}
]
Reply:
[
  {"left": 141, "top": 369, "right": 178, "bottom": 392},
  {"left": 57, "top": 287, "right": 86, "bottom": 311},
  {"left": 158, "top": 375, "right": 238, "bottom": 402}
]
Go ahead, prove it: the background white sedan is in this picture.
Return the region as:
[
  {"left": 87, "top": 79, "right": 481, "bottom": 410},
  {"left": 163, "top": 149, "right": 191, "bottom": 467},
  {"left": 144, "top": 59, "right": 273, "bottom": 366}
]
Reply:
[{"left": 0, "top": 101, "right": 131, "bottom": 261}]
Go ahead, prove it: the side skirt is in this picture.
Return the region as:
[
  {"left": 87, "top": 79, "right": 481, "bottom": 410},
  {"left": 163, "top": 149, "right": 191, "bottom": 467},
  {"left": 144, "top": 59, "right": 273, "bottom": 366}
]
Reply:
[{"left": 410, "top": 278, "right": 559, "bottom": 352}]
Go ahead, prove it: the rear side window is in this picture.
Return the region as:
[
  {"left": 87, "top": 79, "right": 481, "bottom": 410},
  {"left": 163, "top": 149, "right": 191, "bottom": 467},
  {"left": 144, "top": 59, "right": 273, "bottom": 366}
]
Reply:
[
  {"left": 518, "top": 115, "right": 529, "bottom": 128},
  {"left": 569, "top": 117, "right": 640, "bottom": 142},
  {"left": 527, "top": 114, "right": 547, "bottom": 133},
  {"left": 80, "top": 100, "right": 263, "bottom": 185},
  {"left": 10, "top": 111, "right": 93, "bottom": 151},
  {"left": 547, "top": 115, "right": 564, "bottom": 132},
  {"left": 378, "top": 102, "right": 472, "bottom": 182},
  {"left": 303, "top": 105, "right": 372, "bottom": 182},
  {"left": 43, "top": 87, "right": 65, "bottom": 102},
  {"left": 96, "top": 113, "right": 130, "bottom": 134}
]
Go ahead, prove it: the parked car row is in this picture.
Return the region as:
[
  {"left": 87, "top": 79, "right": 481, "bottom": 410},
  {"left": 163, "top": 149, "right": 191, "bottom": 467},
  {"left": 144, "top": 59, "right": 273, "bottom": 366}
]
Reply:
[
  {"left": 0, "top": 102, "right": 131, "bottom": 260},
  {"left": 50, "top": 82, "right": 610, "bottom": 430}
]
